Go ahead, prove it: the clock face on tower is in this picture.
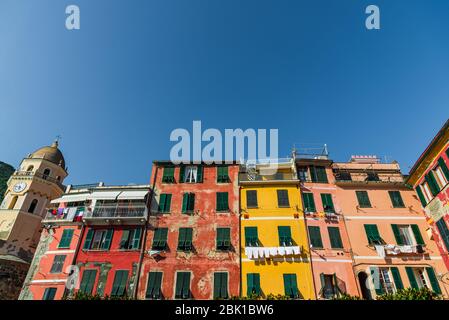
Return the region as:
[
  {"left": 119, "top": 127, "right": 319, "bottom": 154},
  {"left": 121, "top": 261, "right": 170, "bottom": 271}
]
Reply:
[{"left": 13, "top": 182, "right": 27, "bottom": 193}]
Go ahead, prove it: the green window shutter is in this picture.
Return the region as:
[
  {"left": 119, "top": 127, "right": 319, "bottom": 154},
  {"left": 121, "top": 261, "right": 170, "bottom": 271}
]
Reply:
[
  {"left": 178, "top": 228, "right": 192, "bottom": 251},
  {"left": 426, "top": 267, "right": 442, "bottom": 294},
  {"left": 79, "top": 270, "right": 97, "bottom": 295},
  {"left": 120, "top": 230, "right": 130, "bottom": 249},
  {"left": 310, "top": 166, "right": 317, "bottom": 182},
  {"left": 415, "top": 186, "right": 428, "bottom": 207},
  {"left": 436, "top": 218, "right": 449, "bottom": 251},
  {"left": 83, "top": 229, "right": 94, "bottom": 250},
  {"left": 316, "top": 166, "right": 328, "bottom": 183},
  {"left": 277, "top": 190, "right": 290, "bottom": 207},
  {"left": 181, "top": 193, "right": 188, "bottom": 213},
  {"left": 59, "top": 229, "right": 74, "bottom": 248},
  {"left": 164, "top": 194, "right": 172, "bottom": 212},
  {"left": 162, "top": 167, "right": 175, "bottom": 182},
  {"left": 131, "top": 228, "right": 142, "bottom": 249},
  {"left": 196, "top": 165, "right": 203, "bottom": 183},
  {"left": 146, "top": 272, "right": 163, "bottom": 299},
  {"left": 390, "top": 267, "right": 404, "bottom": 290},
  {"left": 247, "top": 273, "right": 261, "bottom": 296},
  {"left": 391, "top": 224, "right": 404, "bottom": 245},
  {"left": 101, "top": 229, "right": 114, "bottom": 250},
  {"left": 328, "top": 227, "right": 343, "bottom": 249},
  {"left": 158, "top": 194, "right": 166, "bottom": 212},
  {"left": 244, "top": 227, "right": 258, "bottom": 246},
  {"left": 179, "top": 166, "right": 185, "bottom": 182},
  {"left": 425, "top": 173, "right": 440, "bottom": 196},
  {"left": 42, "top": 288, "right": 57, "bottom": 300},
  {"left": 370, "top": 267, "right": 384, "bottom": 295},
  {"left": 308, "top": 226, "right": 323, "bottom": 248},
  {"left": 302, "top": 193, "right": 316, "bottom": 212},
  {"left": 278, "top": 226, "right": 292, "bottom": 246},
  {"left": 364, "top": 224, "right": 381, "bottom": 245},
  {"left": 405, "top": 267, "right": 418, "bottom": 289},
  {"left": 152, "top": 228, "right": 168, "bottom": 250},
  {"left": 356, "top": 191, "right": 371, "bottom": 208},
  {"left": 50, "top": 255, "right": 66, "bottom": 273},
  {"left": 321, "top": 194, "right": 335, "bottom": 213},
  {"left": 283, "top": 274, "right": 299, "bottom": 298},
  {"left": 319, "top": 273, "right": 326, "bottom": 294},
  {"left": 246, "top": 190, "right": 258, "bottom": 208},
  {"left": 214, "top": 272, "right": 228, "bottom": 299},
  {"left": 217, "top": 166, "right": 229, "bottom": 183},
  {"left": 175, "top": 272, "right": 191, "bottom": 299},
  {"left": 217, "top": 228, "right": 231, "bottom": 250},
  {"left": 216, "top": 192, "right": 229, "bottom": 211},
  {"left": 188, "top": 193, "right": 195, "bottom": 211},
  {"left": 389, "top": 191, "right": 405, "bottom": 208},
  {"left": 111, "top": 270, "right": 129, "bottom": 297},
  {"left": 410, "top": 224, "right": 424, "bottom": 245},
  {"left": 438, "top": 157, "right": 449, "bottom": 181}
]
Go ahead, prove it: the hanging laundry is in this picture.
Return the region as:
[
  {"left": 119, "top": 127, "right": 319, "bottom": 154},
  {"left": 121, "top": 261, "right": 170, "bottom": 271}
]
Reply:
[{"left": 375, "top": 245, "right": 386, "bottom": 258}]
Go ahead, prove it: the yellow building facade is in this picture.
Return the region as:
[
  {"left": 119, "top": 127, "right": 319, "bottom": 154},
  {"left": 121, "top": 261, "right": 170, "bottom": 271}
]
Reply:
[{"left": 239, "top": 159, "right": 315, "bottom": 299}]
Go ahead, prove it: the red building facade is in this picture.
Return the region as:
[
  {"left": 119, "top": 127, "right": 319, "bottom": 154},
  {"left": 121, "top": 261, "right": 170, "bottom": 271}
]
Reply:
[{"left": 137, "top": 162, "right": 240, "bottom": 300}]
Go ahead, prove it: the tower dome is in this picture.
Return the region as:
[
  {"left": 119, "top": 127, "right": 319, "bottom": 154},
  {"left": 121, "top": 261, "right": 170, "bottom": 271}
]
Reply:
[{"left": 29, "top": 140, "right": 66, "bottom": 168}]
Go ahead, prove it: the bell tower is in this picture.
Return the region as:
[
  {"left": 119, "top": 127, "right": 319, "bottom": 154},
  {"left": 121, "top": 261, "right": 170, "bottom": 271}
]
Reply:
[{"left": 0, "top": 140, "right": 68, "bottom": 261}]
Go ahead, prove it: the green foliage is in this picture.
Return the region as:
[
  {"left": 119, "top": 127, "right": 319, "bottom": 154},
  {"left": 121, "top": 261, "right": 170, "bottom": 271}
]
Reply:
[
  {"left": 63, "top": 291, "right": 133, "bottom": 300},
  {"left": 0, "top": 161, "right": 14, "bottom": 203},
  {"left": 266, "top": 293, "right": 292, "bottom": 300},
  {"left": 376, "top": 288, "right": 442, "bottom": 300},
  {"left": 229, "top": 293, "right": 262, "bottom": 300},
  {"left": 333, "top": 293, "right": 362, "bottom": 300}
]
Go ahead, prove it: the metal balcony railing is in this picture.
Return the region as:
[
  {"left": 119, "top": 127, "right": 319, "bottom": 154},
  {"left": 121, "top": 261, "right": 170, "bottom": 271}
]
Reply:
[
  {"left": 239, "top": 172, "right": 297, "bottom": 182},
  {"left": 87, "top": 205, "right": 148, "bottom": 219}
]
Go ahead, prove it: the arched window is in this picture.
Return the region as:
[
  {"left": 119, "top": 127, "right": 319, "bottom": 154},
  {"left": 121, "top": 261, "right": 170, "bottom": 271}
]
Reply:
[
  {"left": 43, "top": 168, "right": 51, "bottom": 180},
  {"left": 27, "top": 165, "right": 34, "bottom": 172},
  {"left": 28, "top": 199, "right": 38, "bottom": 214},
  {"left": 8, "top": 196, "right": 18, "bottom": 210}
]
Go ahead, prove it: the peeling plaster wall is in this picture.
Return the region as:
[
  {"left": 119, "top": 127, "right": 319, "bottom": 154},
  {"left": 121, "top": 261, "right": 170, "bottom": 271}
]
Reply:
[{"left": 138, "top": 164, "right": 241, "bottom": 300}]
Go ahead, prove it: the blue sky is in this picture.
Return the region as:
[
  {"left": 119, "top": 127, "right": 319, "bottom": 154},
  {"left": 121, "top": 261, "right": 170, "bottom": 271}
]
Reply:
[{"left": 0, "top": 0, "right": 448, "bottom": 185}]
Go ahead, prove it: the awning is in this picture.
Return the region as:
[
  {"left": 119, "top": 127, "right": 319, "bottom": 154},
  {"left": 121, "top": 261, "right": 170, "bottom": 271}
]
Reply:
[
  {"left": 117, "top": 190, "right": 149, "bottom": 200},
  {"left": 87, "top": 191, "right": 122, "bottom": 200},
  {"left": 51, "top": 193, "right": 90, "bottom": 204}
]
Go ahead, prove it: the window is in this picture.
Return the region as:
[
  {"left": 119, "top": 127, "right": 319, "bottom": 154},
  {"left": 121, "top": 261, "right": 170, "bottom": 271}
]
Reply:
[
  {"left": 181, "top": 193, "right": 195, "bottom": 214},
  {"left": 297, "top": 166, "right": 309, "bottom": 182},
  {"left": 152, "top": 228, "right": 168, "bottom": 250},
  {"left": 26, "top": 165, "right": 34, "bottom": 172},
  {"left": 370, "top": 267, "right": 403, "bottom": 296},
  {"left": 178, "top": 228, "right": 193, "bottom": 251},
  {"left": 421, "top": 182, "right": 433, "bottom": 202},
  {"left": 433, "top": 166, "right": 448, "bottom": 189},
  {"left": 415, "top": 186, "right": 428, "bottom": 207},
  {"left": 436, "top": 218, "right": 449, "bottom": 251},
  {"left": 391, "top": 224, "right": 424, "bottom": 246},
  {"left": 247, "top": 273, "right": 261, "bottom": 296},
  {"left": 213, "top": 272, "right": 228, "bottom": 299},
  {"left": 158, "top": 194, "right": 172, "bottom": 213},
  {"left": 302, "top": 193, "right": 316, "bottom": 213},
  {"left": 246, "top": 190, "right": 258, "bottom": 208},
  {"left": 216, "top": 227, "right": 231, "bottom": 250},
  {"left": 388, "top": 191, "right": 405, "bottom": 208},
  {"left": 425, "top": 172, "right": 440, "bottom": 196},
  {"left": 50, "top": 255, "right": 66, "bottom": 273},
  {"left": 328, "top": 227, "right": 343, "bottom": 249},
  {"left": 320, "top": 274, "right": 339, "bottom": 299},
  {"left": 217, "top": 166, "right": 230, "bottom": 183},
  {"left": 320, "top": 194, "right": 335, "bottom": 213},
  {"left": 180, "top": 165, "right": 203, "bottom": 183},
  {"left": 146, "top": 272, "right": 163, "bottom": 299},
  {"left": 59, "top": 229, "right": 74, "bottom": 248},
  {"left": 119, "top": 228, "right": 142, "bottom": 250},
  {"left": 43, "top": 168, "right": 51, "bottom": 179},
  {"left": 83, "top": 229, "right": 113, "bottom": 250},
  {"left": 336, "top": 171, "right": 352, "bottom": 181},
  {"left": 379, "top": 268, "right": 395, "bottom": 294},
  {"left": 310, "top": 166, "right": 328, "bottom": 183},
  {"left": 406, "top": 267, "right": 441, "bottom": 294},
  {"left": 308, "top": 226, "right": 323, "bottom": 248},
  {"left": 283, "top": 274, "right": 299, "bottom": 298},
  {"left": 216, "top": 192, "right": 229, "bottom": 212},
  {"left": 28, "top": 199, "right": 38, "bottom": 214},
  {"left": 175, "top": 272, "right": 191, "bottom": 299},
  {"left": 79, "top": 270, "right": 97, "bottom": 295},
  {"left": 364, "top": 224, "right": 383, "bottom": 245},
  {"left": 42, "top": 288, "right": 57, "bottom": 300},
  {"left": 356, "top": 191, "right": 371, "bottom": 208},
  {"left": 110, "top": 270, "right": 129, "bottom": 297},
  {"left": 162, "top": 167, "right": 175, "bottom": 183},
  {"left": 366, "top": 172, "right": 379, "bottom": 182},
  {"left": 278, "top": 226, "right": 293, "bottom": 246},
  {"left": 244, "top": 227, "right": 258, "bottom": 247},
  {"left": 277, "top": 190, "right": 290, "bottom": 207},
  {"left": 437, "top": 157, "right": 449, "bottom": 184}
]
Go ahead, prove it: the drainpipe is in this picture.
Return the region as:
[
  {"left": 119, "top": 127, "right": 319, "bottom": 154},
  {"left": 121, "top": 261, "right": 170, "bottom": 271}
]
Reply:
[
  {"left": 238, "top": 181, "right": 243, "bottom": 298},
  {"left": 133, "top": 165, "right": 159, "bottom": 299}
]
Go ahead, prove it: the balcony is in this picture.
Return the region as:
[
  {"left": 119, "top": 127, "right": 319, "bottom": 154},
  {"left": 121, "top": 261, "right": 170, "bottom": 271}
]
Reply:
[
  {"left": 374, "top": 244, "right": 425, "bottom": 258},
  {"left": 334, "top": 172, "right": 405, "bottom": 186},
  {"left": 83, "top": 205, "right": 148, "bottom": 225},
  {"left": 239, "top": 172, "right": 298, "bottom": 184},
  {"left": 42, "top": 206, "right": 86, "bottom": 224}
]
